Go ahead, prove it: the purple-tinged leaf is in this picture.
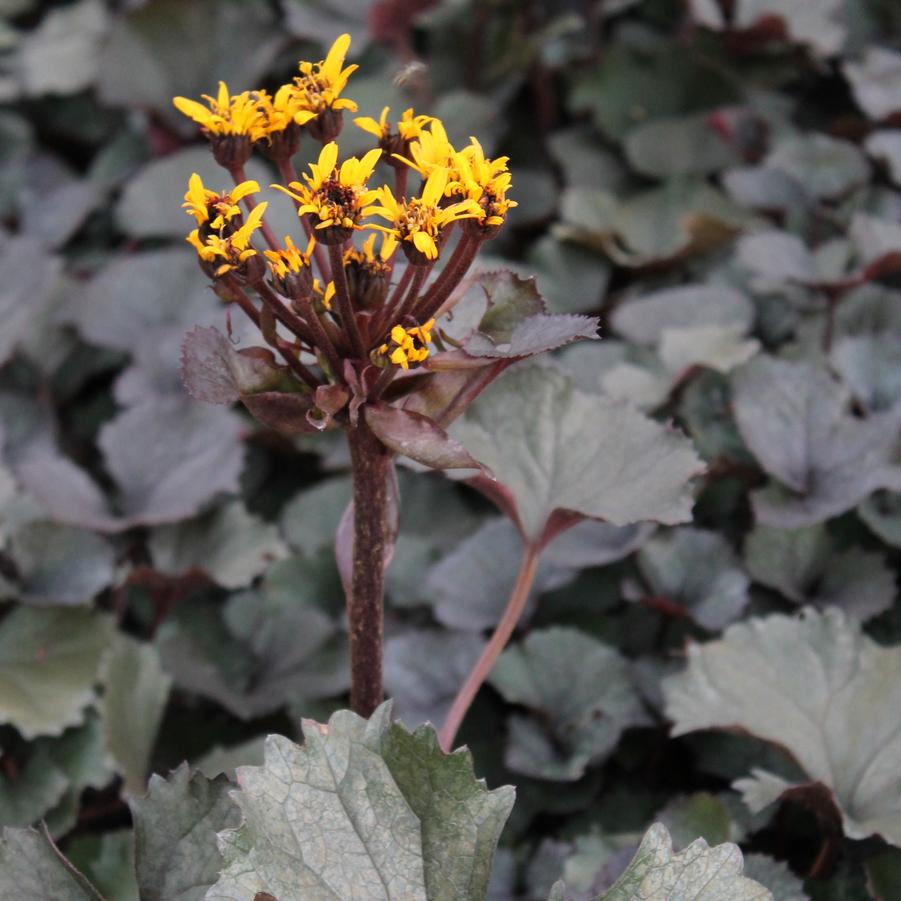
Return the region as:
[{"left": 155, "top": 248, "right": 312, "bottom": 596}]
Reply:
[
  {"left": 242, "top": 392, "right": 320, "bottom": 436},
  {"left": 365, "top": 405, "right": 485, "bottom": 471}
]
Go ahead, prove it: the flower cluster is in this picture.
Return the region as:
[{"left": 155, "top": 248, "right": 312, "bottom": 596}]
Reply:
[{"left": 175, "top": 33, "right": 515, "bottom": 420}]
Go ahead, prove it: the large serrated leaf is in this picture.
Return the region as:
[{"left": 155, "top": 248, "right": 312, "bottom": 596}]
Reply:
[
  {"left": 663, "top": 608, "right": 901, "bottom": 847},
  {"left": 206, "top": 703, "right": 514, "bottom": 901},
  {"left": 449, "top": 364, "right": 702, "bottom": 542},
  {"left": 130, "top": 764, "right": 240, "bottom": 901}
]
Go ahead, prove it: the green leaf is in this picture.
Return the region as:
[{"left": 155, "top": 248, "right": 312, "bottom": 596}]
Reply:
[
  {"left": 0, "top": 607, "right": 114, "bottom": 739},
  {"left": 635, "top": 528, "right": 750, "bottom": 630},
  {"left": 489, "top": 627, "right": 649, "bottom": 780},
  {"left": 624, "top": 114, "right": 740, "bottom": 178},
  {"left": 865, "top": 847, "right": 901, "bottom": 901},
  {"left": 744, "top": 524, "right": 894, "bottom": 621},
  {"left": 556, "top": 821, "right": 772, "bottom": 900},
  {"left": 663, "top": 608, "right": 901, "bottom": 847},
  {"left": 655, "top": 793, "right": 740, "bottom": 850},
  {"left": 0, "top": 827, "right": 104, "bottom": 900},
  {"left": 449, "top": 364, "right": 702, "bottom": 542},
  {"left": 130, "top": 763, "right": 240, "bottom": 901},
  {"left": 844, "top": 47, "right": 901, "bottom": 121},
  {"left": 67, "top": 832, "right": 139, "bottom": 901},
  {"left": 765, "top": 135, "right": 869, "bottom": 201},
  {"left": 100, "top": 636, "right": 172, "bottom": 796},
  {"left": 149, "top": 500, "right": 288, "bottom": 590},
  {"left": 206, "top": 704, "right": 515, "bottom": 901},
  {"left": 5, "top": 521, "right": 115, "bottom": 606},
  {"left": 280, "top": 476, "right": 353, "bottom": 556},
  {"left": 731, "top": 357, "right": 901, "bottom": 527}
]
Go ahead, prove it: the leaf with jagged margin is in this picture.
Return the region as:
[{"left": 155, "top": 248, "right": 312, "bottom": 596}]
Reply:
[
  {"left": 731, "top": 357, "right": 901, "bottom": 528},
  {"left": 17, "top": 397, "right": 245, "bottom": 532},
  {"left": 206, "top": 703, "right": 515, "bottom": 901},
  {"left": 0, "top": 826, "right": 104, "bottom": 900},
  {"left": 663, "top": 608, "right": 901, "bottom": 847},
  {"left": 489, "top": 627, "right": 650, "bottom": 781},
  {"left": 100, "top": 636, "right": 172, "bottom": 796},
  {"left": 744, "top": 524, "right": 894, "bottom": 621},
  {"left": 449, "top": 364, "right": 702, "bottom": 543},
  {"left": 549, "top": 822, "right": 772, "bottom": 900},
  {"left": 0, "top": 607, "right": 114, "bottom": 739},
  {"left": 130, "top": 764, "right": 240, "bottom": 901},
  {"left": 149, "top": 499, "right": 288, "bottom": 590}
]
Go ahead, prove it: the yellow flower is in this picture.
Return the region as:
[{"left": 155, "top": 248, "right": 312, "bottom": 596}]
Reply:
[
  {"left": 293, "top": 33, "right": 358, "bottom": 116},
  {"left": 173, "top": 81, "right": 261, "bottom": 137},
  {"left": 272, "top": 141, "right": 382, "bottom": 242},
  {"left": 354, "top": 107, "right": 432, "bottom": 144},
  {"left": 393, "top": 118, "right": 455, "bottom": 178},
  {"left": 366, "top": 167, "right": 481, "bottom": 262},
  {"left": 251, "top": 85, "right": 316, "bottom": 142},
  {"left": 312, "top": 278, "right": 336, "bottom": 311},
  {"left": 452, "top": 138, "right": 517, "bottom": 229},
  {"left": 343, "top": 232, "right": 397, "bottom": 269},
  {"left": 182, "top": 173, "right": 260, "bottom": 229},
  {"left": 378, "top": 319, "right": 435, "bottom": 369},
  {"left": 264, "top": 234, "right": 315, "bottom": 280},
  {"left": 187, "top": 202, "right": 268, "bottom": 277}
]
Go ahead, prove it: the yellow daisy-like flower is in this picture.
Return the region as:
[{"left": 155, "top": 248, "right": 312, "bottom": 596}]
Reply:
[
  {"left": 187, "top": 202, "right": 268, "bottom": 277},
  {"left": 273, "top": 141, "right": 382, "bottom": 243},
  {"left": 393, "top": 118, "right": 455, "bottom": 179},
  {"left": 366, "top": 168, "right": 481, "bottom": 263},
  {"left": 251, "top": 85, "right": 317, "bottom": 143},
  {"left": 354, "top": 107, "right": 432, "bottom": 144},
  {"left": 378, "top": 319, "right": 435, "bottom": 369},
  {"left": 182, "top": 173, "right": 260, "bottom": 230},
  {"left": 292, "top": 33, "right": 359, "bottom": 138},
  {"left": 264, "top": 234, "right": 315, "bottom": 280},
  {"left": 453, "top": 138, "right": 517, "bottom": 231},
  {"left": 173, "top": 81, "right": 260, "bottom": 137}
]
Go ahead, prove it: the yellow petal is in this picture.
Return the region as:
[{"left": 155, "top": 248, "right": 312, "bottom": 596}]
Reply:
[
  {"left": 322, "top": 33, "right": 352, "bottom": 81},
  {"left": 421, "top": 167, "right": 448, "bottom": 208},
  {"left": 412, "top": 230, "right": 437, "bottom": 259},
  {"left": 354, "top": 116, "right": 382, "bottom": 138},
  {"left": 230, "top": 180, "right": 260, "bottom": 202},
  {"left": 173, "top": 96, "right": 213, "bottom": 125}
]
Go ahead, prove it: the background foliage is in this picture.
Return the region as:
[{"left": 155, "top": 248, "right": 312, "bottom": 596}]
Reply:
[{"left": 2, "top": 0, "right": 901, "bottom": 897}]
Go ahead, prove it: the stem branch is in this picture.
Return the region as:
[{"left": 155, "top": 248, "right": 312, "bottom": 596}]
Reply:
[
  {"left": 329, "top": 242, "right": 367, "bottom": 359},
  {"left": 439, "top": 541, "right": 541, "bottom": 751}
]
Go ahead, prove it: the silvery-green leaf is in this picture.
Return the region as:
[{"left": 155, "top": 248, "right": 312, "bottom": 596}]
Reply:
[
  {"left": 425, "top": 518, "right": 575, "bottom": 631},
  {"left": 722, "top": 166, "right": 809, "bottom": 214},
  {"left": 18, "top": 397, "right": 245, "bottom": 532},
  {"left": 16, "top": 0, "right": 108, "bottom": 97},
  {"left": 0, "top": 607, "right": 113, "bottom": 739},
  {"left": 525, "top": 236, "right": 611, "bottom": 314},
  {"left": 206, "top": 704, "right": 515, "bottom": 901},
  {"left": 663, "top": 608, "right": 901, "bottom": 846},
  {"left": 100, "top": 637, "right": 171, "bottom": 796},
  {"left": 741, "top": 855, "right": 808, "bottom": 901},
  {"left": 5, "top": 521, "right": 115, "bottom": 606},
  {"left": 866, "top": 131, "right": 901, "bottom": 186},
  {"left": 130, "top": 764, "right": 240, "bottom": 901},
  {"left": 636, "top": 528, "right": 750, "bottom": 630},
  {"left": 744, "top": 524, "right": 894, "bottom": 621},
  {"left": 280, "top": 477, "right": 353, "bottom": 556},
  {"left": 658, "top": 325, "right": 760, "bottom": 375},
  {"left": 489, "top": 627, "right": 649, "bottom": 780},
  {"left": 450, "top": 365, "right": 702, "bottom": 541},
  {"left": 859, "top": 491, "right": 901, "bottom": 547},
  {"left": 67, "top": 831, "right": 139, "bottom": 901},
  {"left": 564, "top": 822, "right": 772, "bottom": 900},
  {"left": 98, "top": 0, "right": 280, "bottom": 113},
  {"left": 612, "top": 284, "right": 754, "bottom": 346},
  {"left": 832, "top": 334, "right": 901, "bottom": 412},
  {"left": 624, "top": 114, "right": 740, "bottom": 178},
  {"left": 0, "top": 745, "right": 68, "bottom": 829},
  {"left": 736, "top": 231, "right": 818, "bottom": 284},
  {"left": 766, "top": 134, "right": 869, "bottom": 200},
  {"left": 655, "top": 793, "right": 743, "bottom": 850},
  {"left": 384, "top": 629, "right": 486, "bottom": 729},
  {"left": 0, "top": 827, "right": 103, "bottom": 900},
  {"left": 731, "top": 357, "right": 901, "bottom": 527},
  {"left": 844, "top": 47, "right": 901, "bottom": 121},
  {"left": 149, "top": 500, "right": 287, "bottom": 590}
]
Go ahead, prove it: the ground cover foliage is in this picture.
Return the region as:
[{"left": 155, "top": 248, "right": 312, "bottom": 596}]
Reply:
[{"left": 1, "top": 0, "right": 901, "bottom": 898}]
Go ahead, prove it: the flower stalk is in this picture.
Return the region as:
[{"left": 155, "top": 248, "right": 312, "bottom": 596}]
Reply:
[{"left": 173, "top": 33, "right": 518, "bottom": 723}]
